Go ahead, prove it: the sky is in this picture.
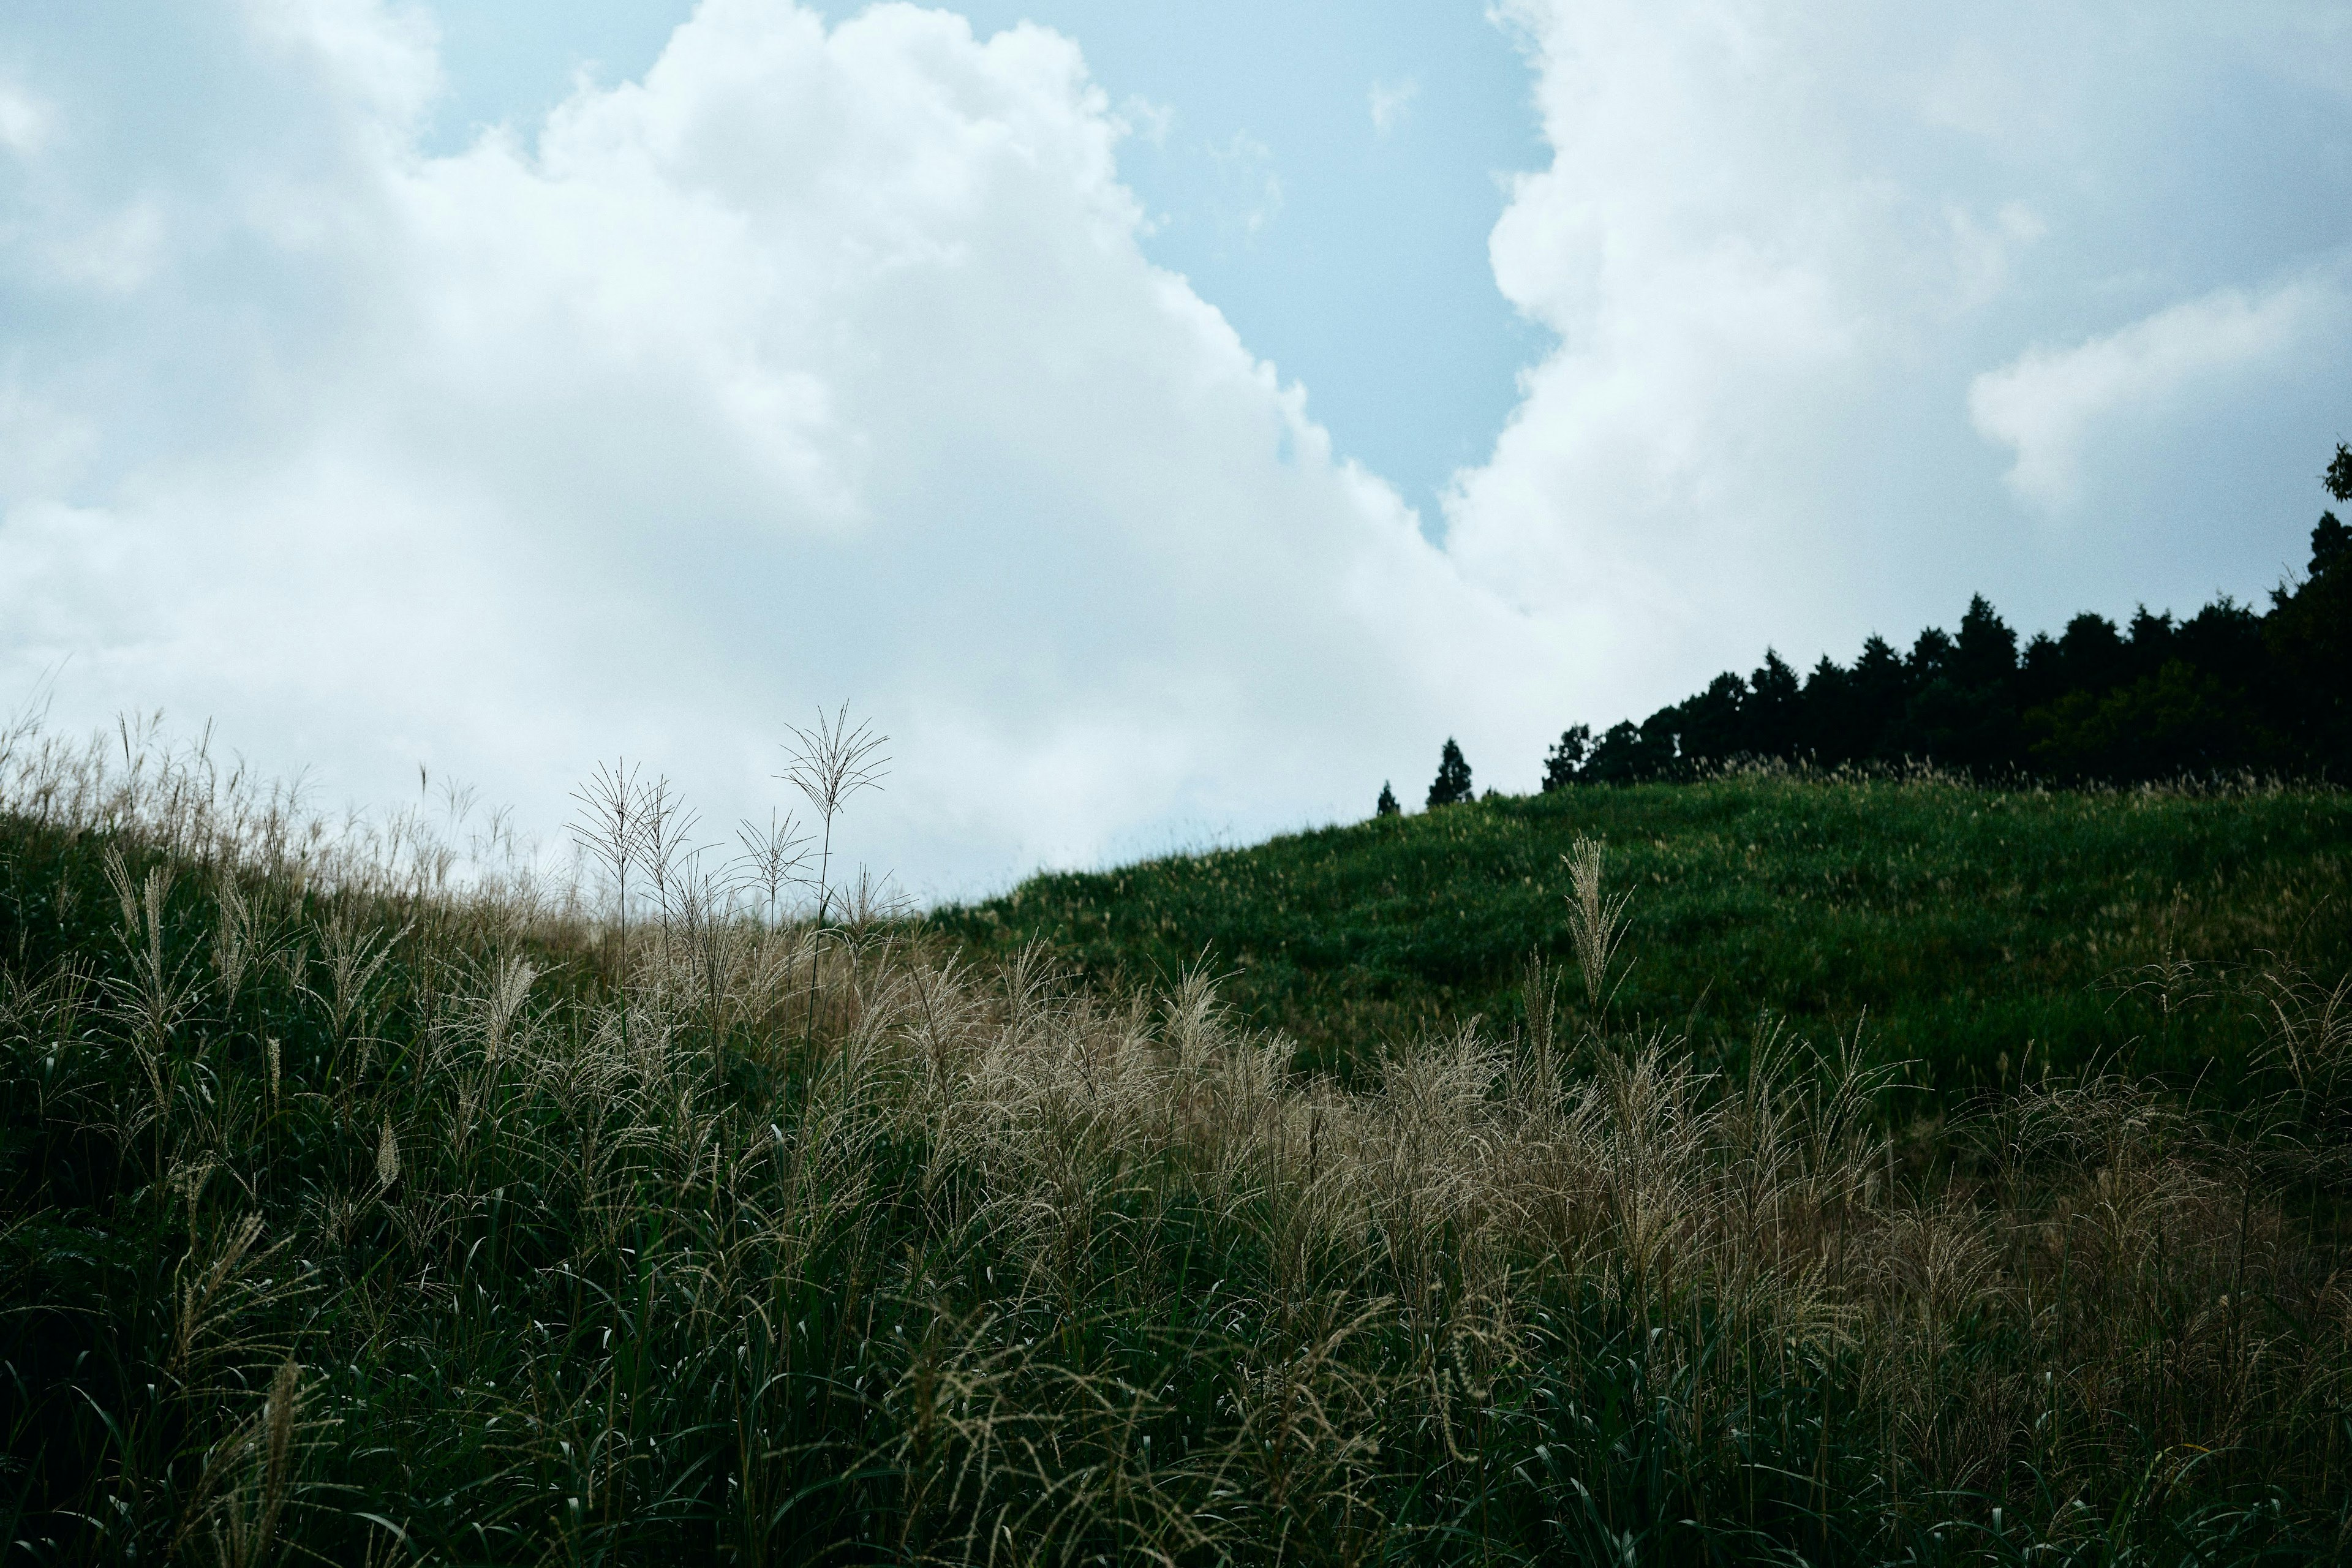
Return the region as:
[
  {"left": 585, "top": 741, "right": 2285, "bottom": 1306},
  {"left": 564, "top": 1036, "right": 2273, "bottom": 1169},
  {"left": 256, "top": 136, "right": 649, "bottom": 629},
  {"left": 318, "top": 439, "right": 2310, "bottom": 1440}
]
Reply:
[{"left": 2, "top": 0, "right": 2348, "bottom": 900}]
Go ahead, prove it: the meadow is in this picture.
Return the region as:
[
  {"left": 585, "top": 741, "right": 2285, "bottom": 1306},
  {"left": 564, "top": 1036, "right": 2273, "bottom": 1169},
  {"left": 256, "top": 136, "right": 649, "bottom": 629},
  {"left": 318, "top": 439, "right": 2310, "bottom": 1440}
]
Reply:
[
  {"left": 3, "top": 721, "right": 2349, "bottom": 1564},
  {"left": 934, "top": 771, "right": 2352, "bottom": 1098}
]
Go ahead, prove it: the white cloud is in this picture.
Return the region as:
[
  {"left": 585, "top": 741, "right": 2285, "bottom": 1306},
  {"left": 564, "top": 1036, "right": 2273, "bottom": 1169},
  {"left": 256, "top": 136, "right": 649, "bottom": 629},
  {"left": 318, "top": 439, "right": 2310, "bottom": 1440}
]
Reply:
[
  {"left": 1441, "top": 0, "right": 2351, "bottom": 713},
  {"left": 0, "top": 0, "right": 1558, "bottom": 896},
  {"left": 1444, "top": 0, "right": 2025, "bottom": 701},
  {"left": 1969, "top": 274, "right": 2350, "bottom": 512},
  {"left": 241, "top": 0, "right": 444, "bottom": 131},
  {"left": 1368, "top": 76, "right": 1418, "bottom": 137}
]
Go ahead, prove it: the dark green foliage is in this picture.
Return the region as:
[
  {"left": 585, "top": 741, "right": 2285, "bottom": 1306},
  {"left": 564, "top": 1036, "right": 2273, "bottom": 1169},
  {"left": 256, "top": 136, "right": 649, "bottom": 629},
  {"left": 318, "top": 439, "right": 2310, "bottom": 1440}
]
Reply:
[
  {"left": 1540, "top": 725, "right": 1591, "bottom": 792},
  {"left": 1541, "top": 442, "right": 2352, "bottom": 787},
  {"left": 2024, "top": 613, "right": 2129, "bottom": 709},
  {"left": 1581, "top": 715, "right": 1677, "bottom": 783},
  {"left": 1545, "top": 582, "right": 2328, "bottom": 786},
  {"left": 2267, "top": 506, "right": 2352, "bottom": 777},
  {"left": 1953, "top": 593, "right": 2019, "bottom": 688},
  {"left": 1673, "top": 674, "right": 1746, "bottom": 768},
  {"left": 1426, "top": 738, "right": 1473, "bottom": 809},
  {"left": 1375, "top": 780, "right": 1400, "bottom": 817},
  {"left": 2313, "top": 510, "right": 2347, "bottom": 575},
  {"left": 937, "top": 772, "right": 2352, "bottom": 1096}
]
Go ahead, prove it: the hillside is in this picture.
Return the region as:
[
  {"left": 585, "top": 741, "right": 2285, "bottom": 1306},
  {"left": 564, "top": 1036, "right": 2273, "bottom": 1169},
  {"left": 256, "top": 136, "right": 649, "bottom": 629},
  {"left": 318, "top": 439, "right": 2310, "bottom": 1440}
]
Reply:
[
  {"left": 933, "top": 771, "right": 2352, "bottom": 1092},
  {"left": 6, "top": 732, "right": 2352, "bottom": 1559}
]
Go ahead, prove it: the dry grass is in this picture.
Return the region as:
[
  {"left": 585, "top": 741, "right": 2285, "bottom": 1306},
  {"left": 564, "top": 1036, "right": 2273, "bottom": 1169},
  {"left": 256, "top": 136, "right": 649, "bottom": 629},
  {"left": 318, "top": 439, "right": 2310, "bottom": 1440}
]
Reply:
[{"left": 1, "top": 713, "right": 2347, "bottom": 1563}]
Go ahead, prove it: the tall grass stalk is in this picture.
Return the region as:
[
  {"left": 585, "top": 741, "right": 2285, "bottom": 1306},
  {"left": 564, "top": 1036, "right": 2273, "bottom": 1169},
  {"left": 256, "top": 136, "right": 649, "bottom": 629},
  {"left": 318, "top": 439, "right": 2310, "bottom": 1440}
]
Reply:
[{"left": 778, "top": 705, "right": 888, "bottom": 1056}]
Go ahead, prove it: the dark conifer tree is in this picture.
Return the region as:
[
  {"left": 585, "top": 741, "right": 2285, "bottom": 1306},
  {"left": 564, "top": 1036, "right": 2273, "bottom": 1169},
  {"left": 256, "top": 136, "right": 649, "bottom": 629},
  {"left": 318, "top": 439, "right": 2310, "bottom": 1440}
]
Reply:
[
  {"left": 1908, "top": 625, "right": 1955, "bottom": 684},
  {"left": 1913, "top": 595, "right": 2021, "bottom": 771},
  {"left": 1375, "top": 782, "right": 1400, "bottom": 817},
  {"left": 1849, "top": 634, "right": 1910, "bottom": 759},
  {"left": 2313, "top": 511, "right": 2348, "bottom": 576},
  {"left": 1953, "top": 595, "right": 2018, "bottom": 689},
  {"left": 2268, "top": 443, "right": 2352, "bottom": 774},
  {"left": 1890, "top": 624, "right": 1965, "bottom": 763},
  {"left": 2174, "top": 598, "right": 2266, "bottom": 691},
  {"left": 1427, "top": 739, "right": 1474, "bottom": 808},
  {"left": 2052, "top": 612, "right": 2127, "bottom": 696},
  {"left": 2018, "top": 631, "right": 2063, "bottom": 710},
  {"left": 1541, "top": 725, "right": 1591, "bottom": 791},
  {"left": 2126, "top": 606, "right": 2176, "bottom": 673},
  {"left": 1800, "top": 655, "right": 1856, "bottom": 763},
  {"left": 1744, "top": 650, "right": 1801, "bottom": 758},
  {"left": 1676, "top": 673, "right": 1746, "bottom": 766}
]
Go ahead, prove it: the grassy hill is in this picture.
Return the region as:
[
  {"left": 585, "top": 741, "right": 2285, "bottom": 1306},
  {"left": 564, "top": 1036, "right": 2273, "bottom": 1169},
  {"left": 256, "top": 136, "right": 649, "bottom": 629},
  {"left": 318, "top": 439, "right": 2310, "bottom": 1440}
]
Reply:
[
  {"left": 6, "top": 729, "right": 2351, "bottom": 1563},
  {"left": 933, "top": 771, "right": 2352, "bottom": 1093}
]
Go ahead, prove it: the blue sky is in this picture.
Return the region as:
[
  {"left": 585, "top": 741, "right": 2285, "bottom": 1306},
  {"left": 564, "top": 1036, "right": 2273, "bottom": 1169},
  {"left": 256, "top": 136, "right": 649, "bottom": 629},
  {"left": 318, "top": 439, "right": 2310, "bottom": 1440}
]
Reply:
[{"left": 2, "top": 1, "right": 2348, "bottom": 896}]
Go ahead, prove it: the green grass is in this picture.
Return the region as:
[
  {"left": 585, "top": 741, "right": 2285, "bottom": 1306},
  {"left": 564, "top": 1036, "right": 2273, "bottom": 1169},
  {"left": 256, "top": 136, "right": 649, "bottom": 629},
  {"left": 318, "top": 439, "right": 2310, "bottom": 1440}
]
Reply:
[
  {"left": 5, "top": 731, "right": 2351, "bottom": 1564},
  {"left": 932, "top": 771, "right": 2352, "bottom": 1093}
]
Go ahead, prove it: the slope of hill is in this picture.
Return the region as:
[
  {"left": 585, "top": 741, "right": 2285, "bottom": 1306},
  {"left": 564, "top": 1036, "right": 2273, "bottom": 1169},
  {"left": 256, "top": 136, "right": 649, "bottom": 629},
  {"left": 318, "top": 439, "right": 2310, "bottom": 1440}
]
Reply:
[
  {"left": 933, "top": 771, "right": 2352, "bottom": 1092},
  {"left": 7, "top": 731, "right": 2352, "bottom": 1561}
]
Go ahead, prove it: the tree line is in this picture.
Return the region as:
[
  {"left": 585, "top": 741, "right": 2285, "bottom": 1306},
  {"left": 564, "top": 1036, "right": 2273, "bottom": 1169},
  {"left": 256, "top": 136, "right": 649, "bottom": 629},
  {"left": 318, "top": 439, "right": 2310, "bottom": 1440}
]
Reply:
[
  {"left": 1539, "top": 443, "right": 2352, "bottom": 790},
  {"left": 1390, "top": 442, "right": 2350, "bottom": 812}
]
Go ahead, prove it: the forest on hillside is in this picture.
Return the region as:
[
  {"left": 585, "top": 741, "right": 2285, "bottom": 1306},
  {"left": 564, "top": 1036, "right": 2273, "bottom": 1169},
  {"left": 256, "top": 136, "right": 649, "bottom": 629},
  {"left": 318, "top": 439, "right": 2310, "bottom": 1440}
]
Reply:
[{"left": 1536, "top": 443, "right": 2352, "bottom": 788}]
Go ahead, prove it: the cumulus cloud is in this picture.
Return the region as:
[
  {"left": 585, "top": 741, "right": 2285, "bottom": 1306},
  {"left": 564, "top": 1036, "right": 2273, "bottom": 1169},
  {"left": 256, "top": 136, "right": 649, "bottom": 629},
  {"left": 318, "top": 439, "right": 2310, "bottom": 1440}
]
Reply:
[
  {"left": 1445, "top": 0, "right": 2040, "bottom": 704},
  {"left": 1970, "top": 274, "right": 2351, "bottom": 512},
  {"left": 0, "top": 0, "right": 1557, "bottom": 896},
  {"left": 1441, "top": 0, "right": 2352, "bottom": 710}
]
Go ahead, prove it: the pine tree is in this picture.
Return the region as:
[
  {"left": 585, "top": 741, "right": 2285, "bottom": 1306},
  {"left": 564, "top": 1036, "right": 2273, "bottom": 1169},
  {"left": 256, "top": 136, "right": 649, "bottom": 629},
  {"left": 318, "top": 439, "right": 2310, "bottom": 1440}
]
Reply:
[
  {"left": 1800, "top": 655, "right": 1855, "bottom": 763},
  {"left": 1744, "top": 651, "right": 1801, "bottom": 757},
  {"left": 1427, "top": 739, "right": 1473, "bottom": 808},
  {"left": 1954, "top": 594, "right": 2019, "bottom": 688},
  {"left": 1376, "top": 781, "right": 1400, "bottom": 817},
  {"left": 1849, "top": 634, "right": 1911, "bottom": 760}
]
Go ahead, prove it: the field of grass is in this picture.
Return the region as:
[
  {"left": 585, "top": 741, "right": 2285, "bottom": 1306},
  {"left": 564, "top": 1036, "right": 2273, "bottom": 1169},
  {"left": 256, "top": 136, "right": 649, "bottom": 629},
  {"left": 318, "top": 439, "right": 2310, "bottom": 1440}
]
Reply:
[
  {"left": 4, "top": 728, "right": 2351, "bottom": 1564},
  {"left": 933, "top": 771, "right": 2352, "bottom": 1095}
]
